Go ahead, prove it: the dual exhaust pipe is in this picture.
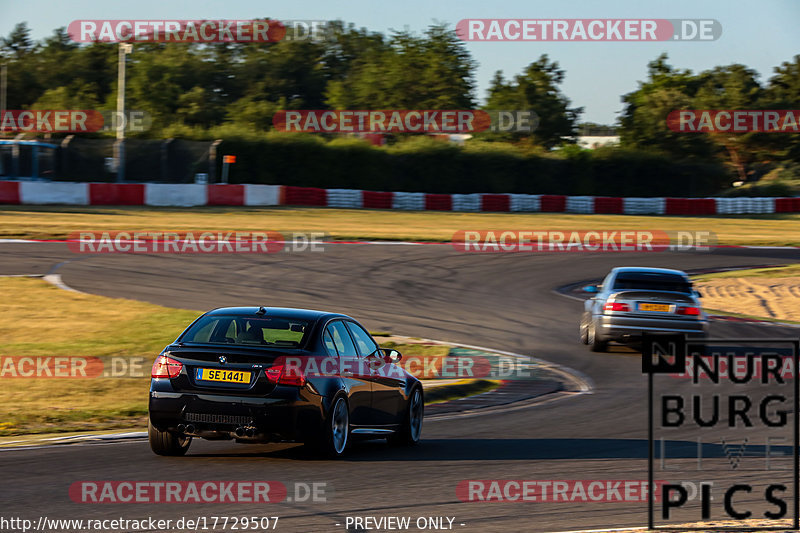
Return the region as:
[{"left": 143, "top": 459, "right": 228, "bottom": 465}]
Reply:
[
  {"left": 234, "top": 426, "right": 256, "bottom": 438},
  {"left": 177, "top": 423, "right": 196, "bottom": 434}
]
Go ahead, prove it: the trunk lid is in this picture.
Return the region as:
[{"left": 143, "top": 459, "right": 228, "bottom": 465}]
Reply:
[
  {"left": 608, "top": 290, "right": 701, "bottom": 318},
  {"left": 163, "top": 344, "right": 310, "bottom": 396}
]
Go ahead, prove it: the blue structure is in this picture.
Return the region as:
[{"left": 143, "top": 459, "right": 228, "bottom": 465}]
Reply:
[{"left": 0, "top": 139, "right": 59, "bottom": 179}]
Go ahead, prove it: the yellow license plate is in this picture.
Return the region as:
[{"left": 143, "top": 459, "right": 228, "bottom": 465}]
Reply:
[
  {"left": 195, "top": 368, "right": 251, "bottom": 384},
  {"left": 639, "top": 303, "right": 671, "bottom": 312}
]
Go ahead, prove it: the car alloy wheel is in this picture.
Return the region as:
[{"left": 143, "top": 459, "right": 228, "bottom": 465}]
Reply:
[
  {"left": 580, "top": 315, "right": 590, "bottom": 344},
  {"left": 331, "top": 397, "right": 349, "bottom": 455},
  {"left": 409, "top": 388, "right": 423, "bottom": 442},
  {"left": 389, "top": 387, "right": 423, "bottom": 446},
  {"left": 587, "top": 321, "right": 607, "bottom": 352},
  {"left": 148, "top": 420, "right": 192, "bottom": 456}
]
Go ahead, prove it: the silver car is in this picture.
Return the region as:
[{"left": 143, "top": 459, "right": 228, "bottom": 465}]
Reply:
[{"left": 579, "top": 267, "right": 709, "bottom": 352}]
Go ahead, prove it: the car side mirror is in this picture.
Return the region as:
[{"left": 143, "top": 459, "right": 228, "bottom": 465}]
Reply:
[
  {"left": 582, "top": 285, "right": 599, "bottom": 293},
  {"left": 693, "top": 289, "right": 703, "bottom": 298},
  {"left": 381, "top": 348, "right": 402, "bottom": 363}
]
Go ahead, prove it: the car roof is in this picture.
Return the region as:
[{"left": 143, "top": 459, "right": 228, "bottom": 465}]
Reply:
[
  {"left": 611, "top": 267, "right": 689, "bottom": 277},
  {"left": 203, "top": 307, "right": 351, "bottom": 322}
]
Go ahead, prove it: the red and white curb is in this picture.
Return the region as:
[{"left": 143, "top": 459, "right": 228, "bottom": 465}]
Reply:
[{"left": 2, "top": 181, "right": 799, "bottom": 214}]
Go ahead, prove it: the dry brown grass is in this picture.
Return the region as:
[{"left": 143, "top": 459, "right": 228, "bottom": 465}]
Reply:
[
  {"left": 2, "top": 206, "right": 800, "bottom": 246},
  {"left": 0, "top": 277, "right": 200, "bottom": 435},
  {"left": 0, "top": 279, "right": 455, "bottom": 436}
]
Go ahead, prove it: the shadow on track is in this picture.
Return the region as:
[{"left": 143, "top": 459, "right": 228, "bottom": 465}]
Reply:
[{"left": 183, "top": 438, "right": 792, "bottom": 462}]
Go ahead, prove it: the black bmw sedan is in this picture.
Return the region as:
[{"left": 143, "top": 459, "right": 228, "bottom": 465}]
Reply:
[{"left": 148, "top": 307, "right": 423, "bottom": 458}]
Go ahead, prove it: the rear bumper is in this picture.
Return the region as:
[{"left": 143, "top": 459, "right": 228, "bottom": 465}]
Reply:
[
  {"left": 597, "top": 314, "right": 709, "bottom": 341},
  {"left": 148, "top": 383, "right": 325, "bottom": 443}
]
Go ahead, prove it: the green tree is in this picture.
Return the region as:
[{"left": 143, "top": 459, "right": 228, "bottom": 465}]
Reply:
[
  {"left": 484, "top": 55, "right": 582, "bottom": 148},
  {"left": 619, "top": 54, "right": 710, "bottom": 158},
  {"left": 1, "top": 23, "right": 41, "bottom": 112},
  {"left": 1, "top": 22, "right": 34, "bottom": 58},
  {"left": 325, "top": 24, "right": 475, "bottom": 109},
  {"left": 319, "top": 21, "right": 387, "bottom": 84},
  {"left": 619, "top": 54, "right": 793, "bottom": 183},
  {"left": 123, "top": 44, "right": 220, "bottom": 130},
  {"left": 695, "top": 64, "right": 763, "bottom": 181},
  {"left": 72, "top": 42, "right": 117, "bottom": 109},
  {"left": 763, "top": 55, "right": 800, "bottom": 165}
]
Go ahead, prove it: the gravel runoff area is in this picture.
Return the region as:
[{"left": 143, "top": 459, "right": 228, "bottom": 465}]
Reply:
[{"left": 695, "top": 275, "right": 800, "bottom": 323}]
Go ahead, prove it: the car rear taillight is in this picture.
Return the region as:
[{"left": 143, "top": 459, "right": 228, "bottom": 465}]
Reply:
[
  {"left": 151, "top": 355, "right": 183, "bottom": 378},
  {"left": 603, "top": 302, "right": 630, "bottom": 312},
  {"left": 265, "top": 363, "right": 306, "bottom": 387},
  {"left": 677, "top": 306, "right": 701, "bottom": 316}
]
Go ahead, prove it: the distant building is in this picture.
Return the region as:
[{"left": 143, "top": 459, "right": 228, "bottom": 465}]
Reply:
[
  {"left": 433, "top": 134, "right": 472, "bottom": 145},
  {"left": 576, "top": 135, "right": 620, "bottom": 149}
]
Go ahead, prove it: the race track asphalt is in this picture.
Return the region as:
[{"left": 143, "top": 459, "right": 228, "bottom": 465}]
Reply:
[{"left": 1, "top": 242, "right": 799, "bottom": 532}]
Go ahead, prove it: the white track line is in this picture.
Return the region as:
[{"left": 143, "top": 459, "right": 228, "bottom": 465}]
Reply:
[
  {"left": 420, "top": 337, "right": 594, "bottom": 394},
  {"left": 42, "top": 273, "right": 82, "bottom": 293},
  {"left": 415, "top": 337, "right": 594, "bottom": 422},
  {"left": 0, "top": 238, "right": 797, "bottom": 250}
]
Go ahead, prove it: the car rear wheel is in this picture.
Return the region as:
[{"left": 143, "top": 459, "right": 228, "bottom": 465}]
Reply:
[
  {"left": 388, "top": 387, "right": 423, "bottom": 446},
  {"left": 148, "top": 420, "right": 191, "bottom": 456},
  {"left": 311, "top": 396, "right": 350, "bottom": 458},
  {"left": 579, "top": 314, "right": 590, "bottom": 344},
  {"left": 587, "top": 321, "right": 608, "bottom": 352}
]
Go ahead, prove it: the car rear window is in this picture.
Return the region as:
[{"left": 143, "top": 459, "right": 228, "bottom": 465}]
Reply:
[
  {"left": 180, "top": 315, "right": 310, "bottom": 348},
  {"left": 612, "top": 272, "right": 692, "bottom": 293}
]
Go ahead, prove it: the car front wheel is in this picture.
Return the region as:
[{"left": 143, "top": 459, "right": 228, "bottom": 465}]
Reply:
[{"left": 389, "top": 387, "right": 423, "bottom": 446}]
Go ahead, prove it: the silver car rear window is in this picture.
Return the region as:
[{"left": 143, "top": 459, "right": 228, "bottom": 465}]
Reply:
[{"left": 613, "top": 272, "right": 692, "bottom": 293}]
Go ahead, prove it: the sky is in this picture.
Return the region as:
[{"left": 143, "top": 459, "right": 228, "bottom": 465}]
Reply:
[{"left": 1, "top": 0, "right": 798, "bottom": 125}]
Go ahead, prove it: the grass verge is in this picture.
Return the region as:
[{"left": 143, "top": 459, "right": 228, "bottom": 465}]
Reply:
[
  {"left": 693, "top": 264, "right": 800, "bottom": 281},
  {"left": 424, "top": 379, "right": 502, "bottom": 405},
  {"left": 3, "top": 206, "right": 800, "bottom": 246},
  {"left": 0, "top": 277, "right": 199, "bottom": 436},
  {"left": 0, "top": 278, "right": 464, "bottom": 436}
]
